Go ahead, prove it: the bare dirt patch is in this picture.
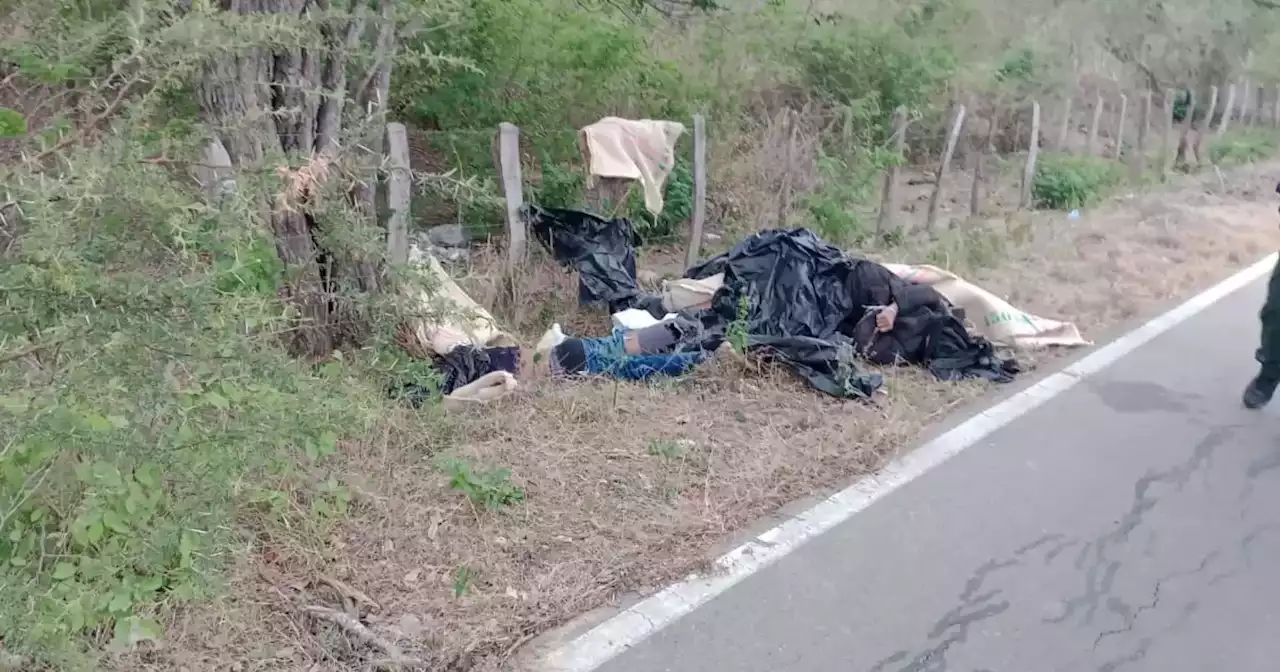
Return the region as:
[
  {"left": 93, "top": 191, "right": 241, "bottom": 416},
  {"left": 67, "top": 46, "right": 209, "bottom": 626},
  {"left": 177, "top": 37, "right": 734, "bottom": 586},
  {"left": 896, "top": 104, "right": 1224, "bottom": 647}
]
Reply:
[{"left": 137, "top": 161, "right": 1279, "bottom": 671}]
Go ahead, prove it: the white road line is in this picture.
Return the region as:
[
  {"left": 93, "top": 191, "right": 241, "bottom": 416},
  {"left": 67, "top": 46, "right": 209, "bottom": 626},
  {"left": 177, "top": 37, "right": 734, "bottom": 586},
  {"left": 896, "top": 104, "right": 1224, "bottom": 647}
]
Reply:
[{"left": 537, "top": 253, "right": 1279, "bottom": 672}]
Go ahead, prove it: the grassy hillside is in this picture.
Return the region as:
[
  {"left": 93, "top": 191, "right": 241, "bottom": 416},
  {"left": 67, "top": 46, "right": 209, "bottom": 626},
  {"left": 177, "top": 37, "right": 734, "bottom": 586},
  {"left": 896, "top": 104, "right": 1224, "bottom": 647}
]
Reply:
[{"left": 2, "top": 0, "right": 1280, "bottom": 668}]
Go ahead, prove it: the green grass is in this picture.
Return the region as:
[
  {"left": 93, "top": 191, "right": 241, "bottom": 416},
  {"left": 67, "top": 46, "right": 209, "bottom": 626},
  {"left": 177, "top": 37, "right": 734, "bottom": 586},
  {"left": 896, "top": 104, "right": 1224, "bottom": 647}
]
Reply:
[
  {"left": 1209, "top": 129, "right": 1280, "bottom": 167},
  {"left": 1032, "top": 152, "right": 1123, "bottom": 211}
]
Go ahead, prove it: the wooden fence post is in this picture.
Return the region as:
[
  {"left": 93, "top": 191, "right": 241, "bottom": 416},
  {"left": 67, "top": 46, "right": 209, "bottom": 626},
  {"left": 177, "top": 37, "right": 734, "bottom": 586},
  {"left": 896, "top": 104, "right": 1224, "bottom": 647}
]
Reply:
[
  {"left": 1020, "top": 101, "right": 1041, "bottom": 210},
  {"left": 926, "top": 103, "right": 965, "bottom": 232},
  {"left": 1133, "top": 92, "right": 1151, "bottom": 181},
  {"left": 773, "top": 110, "right": 801, "bottom": 225},
  {"left": 1273, "top": 85, "right": 1280, "bottom": 127},
  {"left": 684, "top": 114, "right": 707, "bottom": 269},
  {"left": 497, "top": 122, "right": 525, "bottom": 269},
  {"left": 1241, "top": 79, "right": 1253, "bottom": 125},
  {"left": 1218, "top": 83, "right": 1236, "bottom": 135},
  {"left": 1202, "top": 85, "right": 1219, "bottom": 132},
  {"left": 971, "top": 107, "right": 997, "bottom": 217},
  {"left": 384, "top": 122, "right": 411, "bottom": 266},
  {"left": 1056, "top": 94, "right": 1073, "bottom": 151},
  {"left": 876, "top": 106, "right": 909, "bottom": 236},
  {"left": 1162, "top": 89, "right": 1177, "bottom": 174},
  {"left": 1196, "top": 86, "right": 1218, "bottom": 163},
  {"left": 1086, "top": 92, "right": 1104, "bottom": 155},
  {"left": 1113, "top": 93, "right": 1128, "bottom": 160},
  {"left": 1174, "top": 88, "right": 1197, "bottom": 168}
]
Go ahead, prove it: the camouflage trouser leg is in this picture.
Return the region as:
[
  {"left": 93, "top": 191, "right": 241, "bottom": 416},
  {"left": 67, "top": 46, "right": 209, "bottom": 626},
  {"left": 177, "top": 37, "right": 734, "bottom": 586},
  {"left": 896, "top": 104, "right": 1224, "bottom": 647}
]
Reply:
[{"left": 1257, "top": 257, "right": 1280, "bottom": 376}]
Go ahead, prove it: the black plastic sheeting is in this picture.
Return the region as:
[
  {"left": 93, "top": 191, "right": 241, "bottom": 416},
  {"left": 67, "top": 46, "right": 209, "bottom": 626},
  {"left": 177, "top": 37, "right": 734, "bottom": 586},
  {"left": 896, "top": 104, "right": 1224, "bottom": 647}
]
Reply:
[
  {"left": 684, "top": 229, "right": 1016, "bottom": 393},
  {"left": 390, "top": 345, "right": 521, "bottom": 409},
  {"left": 528, "top": 205, "right": 1017, "bottom": 398},
  {"left": 527, "top": 206, "right": 661, "bottom": 314}
]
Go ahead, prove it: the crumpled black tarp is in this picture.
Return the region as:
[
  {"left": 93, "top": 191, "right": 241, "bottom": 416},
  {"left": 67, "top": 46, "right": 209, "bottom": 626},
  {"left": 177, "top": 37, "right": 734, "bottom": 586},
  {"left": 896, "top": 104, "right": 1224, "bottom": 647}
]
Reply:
[
  {"left": 527, "top": 206, "right": 661, "bottom": 314},
  {"left": 389, "top": 344, "right": 521, "bottom": 408},
  {"left": 688, "top": 228, "right": 1018, "bottom": 387},
  {"left": 528, "top": 206, "right": 1016, "bottom": 397}
]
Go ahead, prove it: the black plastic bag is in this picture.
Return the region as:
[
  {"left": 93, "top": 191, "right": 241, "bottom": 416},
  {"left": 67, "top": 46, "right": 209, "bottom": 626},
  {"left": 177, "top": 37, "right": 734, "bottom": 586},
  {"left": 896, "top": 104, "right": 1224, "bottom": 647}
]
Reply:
[
  {"left": 389, "top": 345, "right": 521, "bottom": 408},
  {"left": 686, "top": 228, "right": 1017, "bottom": 391},
  {"left": 527, "top": 206, "right": 655, "bottom": 313}
]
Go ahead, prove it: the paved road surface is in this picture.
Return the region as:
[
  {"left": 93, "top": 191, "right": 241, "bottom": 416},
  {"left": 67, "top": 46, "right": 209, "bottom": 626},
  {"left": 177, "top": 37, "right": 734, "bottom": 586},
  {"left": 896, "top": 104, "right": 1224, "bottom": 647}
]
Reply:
[{"left": 595, "top": 275, "right": 1280, "bottom": 672}]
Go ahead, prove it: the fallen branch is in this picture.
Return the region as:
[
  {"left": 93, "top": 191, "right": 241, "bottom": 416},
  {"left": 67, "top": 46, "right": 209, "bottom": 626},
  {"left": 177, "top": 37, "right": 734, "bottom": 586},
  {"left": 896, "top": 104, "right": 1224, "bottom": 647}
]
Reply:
[
  {"left": 317, "top": 574, "right": 380, "bottom": 615},
  {"left": 302, "top": 605, "right": 424, "bottom": 669}
]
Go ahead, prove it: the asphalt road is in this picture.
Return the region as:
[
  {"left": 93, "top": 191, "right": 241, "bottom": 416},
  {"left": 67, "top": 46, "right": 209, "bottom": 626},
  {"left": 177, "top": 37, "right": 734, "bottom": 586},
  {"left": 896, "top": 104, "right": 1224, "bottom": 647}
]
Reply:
[{"left": 595, "top": 275, "right": 1280, "bottom": 672}]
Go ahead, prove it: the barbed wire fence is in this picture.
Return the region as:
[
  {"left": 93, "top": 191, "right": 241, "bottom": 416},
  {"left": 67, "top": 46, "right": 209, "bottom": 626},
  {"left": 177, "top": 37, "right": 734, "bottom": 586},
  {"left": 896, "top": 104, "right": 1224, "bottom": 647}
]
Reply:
[{"left": 383, "top": 78, "right": 1279, "bottom": 274}]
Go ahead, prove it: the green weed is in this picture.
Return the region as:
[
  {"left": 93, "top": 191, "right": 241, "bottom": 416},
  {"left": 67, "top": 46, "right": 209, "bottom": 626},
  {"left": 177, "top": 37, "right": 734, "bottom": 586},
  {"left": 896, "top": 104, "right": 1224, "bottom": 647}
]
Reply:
[
  {"left": 1031, "top": 153, "right": 1122, "bottom": 210},
  {"left": 437, "top": 458, "right": 525, "bottom": 511},
  {"left": 1209, "top": 130, "right": 1280, "bottom": 167},
  {"left": 646, "top": 439, "right": 686, "bottom": 460},
  {"left": 453, "top": 565, "right": 476, "bottom": 597}
]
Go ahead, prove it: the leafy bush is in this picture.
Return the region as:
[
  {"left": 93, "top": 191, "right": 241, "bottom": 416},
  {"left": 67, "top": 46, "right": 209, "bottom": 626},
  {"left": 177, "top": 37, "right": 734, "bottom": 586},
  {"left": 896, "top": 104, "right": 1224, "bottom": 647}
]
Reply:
[
  {"left": 532, "top": 158, "right": 695, "bottom": 241},
  {"left": 0, "top": 134, "right": 395, "bottom": 667},
  {"left": 627, "top": 158, "right": 694, "bottom": 241},
  {"left": 1209, "top": 130, "right": 1280, "bottom": 166},
  {"left": 801, "top": 126, "right": 903, "bottom": 246},
  {"left": 0, "top": 6, "right": 432, "bottom": 668},
  {"left": 1032, "top": 153, "right": 1122, "bottom": 210},
  {"left": 796, "top": 14, "right": 958, "bottom": 139},
  {"left": 395, "top": 0, "right": 695, "bottom": 132}
]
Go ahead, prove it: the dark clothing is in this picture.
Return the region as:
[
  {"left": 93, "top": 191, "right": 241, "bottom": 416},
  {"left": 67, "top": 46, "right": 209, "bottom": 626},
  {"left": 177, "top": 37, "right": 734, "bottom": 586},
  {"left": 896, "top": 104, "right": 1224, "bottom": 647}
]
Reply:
[
  {"left": 1256, "top": 256, "right": 1280, "bottom": 376},
  {"left": 685, "top": 228, "right": 1018, "bottom": 387}
]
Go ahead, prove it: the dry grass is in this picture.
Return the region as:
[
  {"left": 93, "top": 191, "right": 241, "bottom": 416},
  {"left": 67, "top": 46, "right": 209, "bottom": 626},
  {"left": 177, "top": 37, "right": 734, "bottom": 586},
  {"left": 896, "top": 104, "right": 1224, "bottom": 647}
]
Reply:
[{"left": 129, "top": 158, "right": 1280, "bottom": 672}]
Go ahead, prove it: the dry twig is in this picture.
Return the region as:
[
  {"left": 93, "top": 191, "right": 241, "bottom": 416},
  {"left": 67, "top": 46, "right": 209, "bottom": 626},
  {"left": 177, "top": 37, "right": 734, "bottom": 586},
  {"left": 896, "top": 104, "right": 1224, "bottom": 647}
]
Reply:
[{"left": 302, "top": 605, "right": 424, "bottom": 669}]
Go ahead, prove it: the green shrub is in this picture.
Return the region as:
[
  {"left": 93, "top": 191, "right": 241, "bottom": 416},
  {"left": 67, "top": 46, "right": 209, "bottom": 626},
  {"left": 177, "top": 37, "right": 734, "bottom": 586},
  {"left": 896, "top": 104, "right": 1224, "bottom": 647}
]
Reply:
[
  {"left": 0, "top": 15, "right": 427, "bottom": 667},
  {"left": 1032, "top": 153, "right": 1122, "bottom": 210},
  {"left": 796, "top": 13, "right": 958, "bottom": 139},
  {"left": 395, "top": 0, "right": 695, "bottom": 133},
  {"left": 0, "top": 136, "right": 394, "bottom": 666},
  {"left": 532, "top": 158, "right": 694, "bottom": 242},
  {"left": 802, "top": 139, "right": 903, "bottom": 246},
  {"left": 628, "top": 158, "right": 694, "bottom": 241},
  {"left": 1209, "top": 130, "right": 1280, "bottom": 166}
]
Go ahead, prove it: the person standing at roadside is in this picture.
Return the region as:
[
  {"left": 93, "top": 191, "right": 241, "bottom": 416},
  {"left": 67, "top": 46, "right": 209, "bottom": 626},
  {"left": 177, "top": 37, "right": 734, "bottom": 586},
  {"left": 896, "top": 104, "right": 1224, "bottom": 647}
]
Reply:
[{"left": 1243, "top": 182, "right": 1280, "bottom": 409}]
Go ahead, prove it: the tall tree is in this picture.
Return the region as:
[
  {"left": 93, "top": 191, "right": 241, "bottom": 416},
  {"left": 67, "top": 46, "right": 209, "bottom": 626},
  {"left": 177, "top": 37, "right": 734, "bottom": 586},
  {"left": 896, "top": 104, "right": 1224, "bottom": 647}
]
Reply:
[{"left": 197, "top": 0, "right": 398, "bottom": 356}]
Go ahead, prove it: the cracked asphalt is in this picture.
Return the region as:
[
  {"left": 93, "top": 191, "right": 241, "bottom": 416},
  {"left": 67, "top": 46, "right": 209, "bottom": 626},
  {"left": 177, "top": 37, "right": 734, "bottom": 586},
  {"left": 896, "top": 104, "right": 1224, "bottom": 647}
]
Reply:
[{"left": 594, "top": 275, "right": 1280, "bottom": 672}]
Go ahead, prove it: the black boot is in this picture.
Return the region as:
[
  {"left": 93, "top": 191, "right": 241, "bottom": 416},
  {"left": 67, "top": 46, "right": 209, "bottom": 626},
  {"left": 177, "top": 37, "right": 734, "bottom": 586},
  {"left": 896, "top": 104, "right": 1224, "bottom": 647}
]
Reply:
[{"left": 1243, "top": 370, "right": 1280, "bottom": 409}]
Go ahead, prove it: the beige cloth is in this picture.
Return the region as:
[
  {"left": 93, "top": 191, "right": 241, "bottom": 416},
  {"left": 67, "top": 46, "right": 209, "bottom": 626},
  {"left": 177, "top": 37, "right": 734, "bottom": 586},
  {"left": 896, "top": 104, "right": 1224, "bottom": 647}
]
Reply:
[
  {"left": 883, "top": 263, "right": 1091, "bottom": 349},
  {"left": 579, "top": 117, "right": 685, "bottom": 215},
  {"left": 442, "top": 371, "right": 518, "bottom": 410},
  {"left": 404, "top": 244, "right": 517, "bottom": 356},
  {"left": 661, "top": 273, "right": 724, "bottom": 312}
]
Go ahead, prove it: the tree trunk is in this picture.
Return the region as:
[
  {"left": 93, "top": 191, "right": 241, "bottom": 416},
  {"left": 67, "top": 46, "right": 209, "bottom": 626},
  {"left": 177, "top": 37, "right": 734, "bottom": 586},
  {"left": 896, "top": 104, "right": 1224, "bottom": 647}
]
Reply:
[{"left": 197, "top": 0, "right": 395, "bottom": 358}]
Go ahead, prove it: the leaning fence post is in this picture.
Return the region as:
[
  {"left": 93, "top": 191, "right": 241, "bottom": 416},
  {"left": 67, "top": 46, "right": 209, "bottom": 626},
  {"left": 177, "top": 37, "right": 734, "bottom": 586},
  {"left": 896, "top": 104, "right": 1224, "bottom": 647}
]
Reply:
[
  {"left": 926, "top": 102, "right": 965, "bottom": 232},
  {"left": 971, "top": 106, "right": 997, "bottom": 216},
  {"left": 1273, "top": 85, "right": 1280, "bottom": 127},
  {"left": 1241, "top": 79, "right": 1253, "bottom": 125},
  {"left": 1218, "top": 83, "right": 1236, "bottom": 135},
  {"left": 1196, "top": 85, "right": 1219, "bottom": 161},
  {"left": 1133, "top": 91, "right": 1151, "bottom": 181},
  {"left": 684, "top": 114, "right": 707, "bottom": 269},
  {"left": 876, "top": 106, "right": 908, "bottom": 236},
  {"left": 384, "top": 122, "right": 412, "bottom": 267},
  {"left": 1019, "top": 101, "right": 1041, "bottom": 210},
  {"left": 1086, "top": 92, "right": 1104, "bottom": 156},
  {"left": 497, "top": 122, "right": 525, "bottom": 269},
  {"left": 1112, "top": 93, "right": 1128, "bottom": 160},
  {"left": 1174, "top": 88, "right": 1198, "bottom": 169},
  {"left": 1056, "top": 94, "right": 1073, "bottom": 151}
]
